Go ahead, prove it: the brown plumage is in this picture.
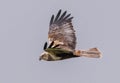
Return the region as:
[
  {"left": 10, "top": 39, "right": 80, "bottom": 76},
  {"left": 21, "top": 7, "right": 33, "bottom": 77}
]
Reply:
[
  {"left": 39, "top": 10, "right": 102, "bottom": 61},
  {"left": 48, "top": 9, "right": 76, "bottom": 52}
]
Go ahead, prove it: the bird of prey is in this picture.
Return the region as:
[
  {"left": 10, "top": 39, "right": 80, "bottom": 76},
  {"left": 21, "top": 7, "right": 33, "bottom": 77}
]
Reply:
[{"left": 39, "top": 10, "right": 102, "bottom": 61}]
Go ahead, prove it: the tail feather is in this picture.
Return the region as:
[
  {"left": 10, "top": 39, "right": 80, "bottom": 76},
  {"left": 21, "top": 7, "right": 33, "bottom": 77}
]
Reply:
[{"left": 74, "top": 48, "right": 102, "bottom": 58}]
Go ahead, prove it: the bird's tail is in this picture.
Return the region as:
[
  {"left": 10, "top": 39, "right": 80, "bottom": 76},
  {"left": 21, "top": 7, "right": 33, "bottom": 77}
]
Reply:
[{"left": 74, "top": 48, "right": 102, "bottom": 58}]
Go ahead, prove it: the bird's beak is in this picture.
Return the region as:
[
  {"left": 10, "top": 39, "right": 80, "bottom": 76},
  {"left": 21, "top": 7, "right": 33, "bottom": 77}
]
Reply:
[{"left": 39, "top": 56, "right": 42, "bottom": 61}]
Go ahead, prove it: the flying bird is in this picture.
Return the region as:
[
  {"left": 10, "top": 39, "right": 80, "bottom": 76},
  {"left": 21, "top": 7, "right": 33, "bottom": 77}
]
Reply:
[{"left": 39, "top": 10, "right": 102, "bottom": 61}]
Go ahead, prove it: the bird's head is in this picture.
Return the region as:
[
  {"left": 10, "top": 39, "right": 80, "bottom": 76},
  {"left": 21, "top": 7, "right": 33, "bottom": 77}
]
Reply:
[
  {"left": 39, "top": 52, "right": 51, "bottom": 61},
  {"left": 39, "top": 41, "right": 60, "bottom": 61}
]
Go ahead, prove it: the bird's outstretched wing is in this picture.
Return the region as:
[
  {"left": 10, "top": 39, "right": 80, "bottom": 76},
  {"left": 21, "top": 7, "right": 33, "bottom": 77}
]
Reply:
[{"left": 48, "top": 10, "right": 76, "bottom": 52}]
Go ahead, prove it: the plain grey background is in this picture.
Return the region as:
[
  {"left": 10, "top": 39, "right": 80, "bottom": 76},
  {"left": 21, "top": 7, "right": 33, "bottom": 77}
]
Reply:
[{"left": 0, "top": 0, "right": 120, "bottom": 83}]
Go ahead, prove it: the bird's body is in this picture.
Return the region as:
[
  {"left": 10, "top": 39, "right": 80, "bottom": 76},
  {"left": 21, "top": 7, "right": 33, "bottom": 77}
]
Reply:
[
  {"left": 40, "top": 41, "right": 79, "bottom": 61},
  {"left": 39, "top": 10, "right": 102, "bottom": 61}
]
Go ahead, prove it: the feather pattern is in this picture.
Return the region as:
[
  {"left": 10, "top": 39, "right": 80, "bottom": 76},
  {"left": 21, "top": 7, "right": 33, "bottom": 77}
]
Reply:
[
  {"left": 40, "top": 10, "right": 102, "bottom": 61},
  {"left": 48, "top": 10, "right": 76, "bottom": 52}
]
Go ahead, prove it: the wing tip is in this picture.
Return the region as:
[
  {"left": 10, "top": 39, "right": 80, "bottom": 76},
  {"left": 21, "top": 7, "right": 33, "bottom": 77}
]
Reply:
[
  {"left": 49, "top": 15, "right": 54, "bottom": 25},
  {"left": 50, "top": 9, "right": 73, "bottom": 25}
]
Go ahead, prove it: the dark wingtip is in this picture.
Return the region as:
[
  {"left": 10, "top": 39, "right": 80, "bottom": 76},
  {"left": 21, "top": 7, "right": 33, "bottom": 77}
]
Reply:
[
  {"left": 50, "top": 15, "right": 54, "bottom": 25},
  {"left": 57, "top": 10, "right": 67, "bottom": 22},
  {"left": 54, "top": 9, "right": 62, "bottom": 22},
  {"left": 59, "top": 9, "right": 62, "bottom": 12},
  {"left": 67, "top": 17, "right": 74, "bottom": 22},
  {"left": 43, "top": 42, "right": 48, "bottom": 50},
  {"left": 48, "top": 41, "right": 54, "bottom": 48},
  {"left": 50, "top": 9, "right": 73, "bottom": 25}
]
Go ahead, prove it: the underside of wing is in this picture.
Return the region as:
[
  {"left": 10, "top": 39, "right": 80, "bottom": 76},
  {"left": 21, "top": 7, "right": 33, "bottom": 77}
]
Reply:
[{"left": 48, "top": 10, "right": 76, "bottom": 52}]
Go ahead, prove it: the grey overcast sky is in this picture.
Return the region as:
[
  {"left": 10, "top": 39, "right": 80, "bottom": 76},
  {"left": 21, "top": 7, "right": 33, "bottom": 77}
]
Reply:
[{"left": 0, "top": 0, "right": 120, "bottom": 83}]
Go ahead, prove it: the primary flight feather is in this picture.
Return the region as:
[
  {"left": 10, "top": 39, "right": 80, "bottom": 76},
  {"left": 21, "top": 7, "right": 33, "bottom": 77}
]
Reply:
[{"left": 39, "top": 10, "right": 102, "bottom": 61}]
